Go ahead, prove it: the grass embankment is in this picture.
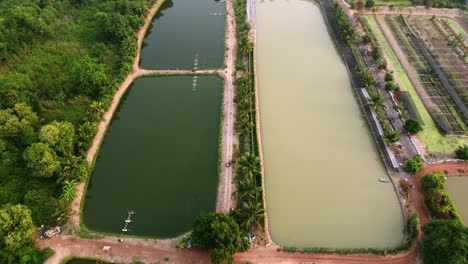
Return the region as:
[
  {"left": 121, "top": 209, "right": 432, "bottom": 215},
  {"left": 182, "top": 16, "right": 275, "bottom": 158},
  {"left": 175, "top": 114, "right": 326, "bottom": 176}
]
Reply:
[{"left": 363, "top": 16, "right": 466, "bottom": 154}]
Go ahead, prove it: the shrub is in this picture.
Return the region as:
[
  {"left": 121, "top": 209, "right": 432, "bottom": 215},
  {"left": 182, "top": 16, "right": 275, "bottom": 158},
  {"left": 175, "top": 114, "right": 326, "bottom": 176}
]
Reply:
[
  {"left": 404, "top": 118, "right": 422, "bottom": 134},
  {"left": 385, "top": 81, "right": 400, "bottom": 91},
  {"left": 421, "top": 173, "right": 445, "bottom": 191},
  {"left": 405, "top": 154, "right": 423, "bottom": 174},
  {"left": 407, "top": 212, "right": 419, "bottom": 242},
  {"left": 385, "top": 72, "right": 394, "bottom": 82},
  {"left": 454, "top": 144, "right": 468, "bottom": 160},
  {"left": 362, "top": 34, "right": 372, "bottom": 43}
]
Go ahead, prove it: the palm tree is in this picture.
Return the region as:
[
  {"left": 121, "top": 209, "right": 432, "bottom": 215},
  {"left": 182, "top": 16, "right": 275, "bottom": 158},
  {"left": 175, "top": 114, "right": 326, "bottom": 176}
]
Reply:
[
  {"left": 237, "top": 153, "right": 261, "bottom": 176},
  {"left": 240, "top": 200, "right": 265, "bottom": 231},
  {"left": 236, "top": 171, "right": 262, "bottom": 203},
  {"left": 367, "top": 92, "right": 385, "bottom": 111},
  {"left": 384, "top": 130, "right": 400, "bottom": 143}
]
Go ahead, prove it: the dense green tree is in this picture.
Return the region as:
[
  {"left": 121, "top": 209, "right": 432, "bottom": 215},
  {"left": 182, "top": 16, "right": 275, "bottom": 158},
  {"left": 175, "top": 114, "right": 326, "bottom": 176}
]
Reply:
[
  {"left": 422, "top": 173, "right": 445, "bottom": 191},
  {"left": 23, "top": 189, "right": 58, "bottom": 225},
  {"left": 39, "top": 121, "right": 75, "bottom": 157},
  {"left": 383, "top": 129, "right": 400, "bottom": 143},
  {"left": 421, "top": 220, "right": 468, "bottom": 264},
  {"left": 0, "top": 204, "right": 41, "bottom": 264},
  {"left": 23, "top": 143, "right": 61, "bottom": 178},
  {"left": 405, "top": 154, "right": 423, "bottom": 174},
  {"left": 79, "top": 57, "right": 108, "bottom": 98},
  {"left": 371, "top": 46, "right": 382, "bottom": 62},
  {"left": 192, "top": 212, "right": 248, "bottom": 264},
  {"left": 454, "top": 144, "right": 468, "bottom": 160},
  {"left": 404, "top": 118, "right": 422, "bottom": 135},
  {"left": 0, "top": 103, "right": 39, "bottom": 147}
]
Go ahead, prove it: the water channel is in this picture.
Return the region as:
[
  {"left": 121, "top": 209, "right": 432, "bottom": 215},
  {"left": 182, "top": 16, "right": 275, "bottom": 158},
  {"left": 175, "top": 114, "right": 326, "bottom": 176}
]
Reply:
[
  {"left": 256, "top": 0, "right": 404, "bottom": 248},
  {"left": 83, "top": 76, "right": 222, "bottom": 237},
  {"left": 140, "top": 0, "right": 226, "bottom": 70},
  {"left": 446, "top": 177, "right": 468, "bottom": 225}
]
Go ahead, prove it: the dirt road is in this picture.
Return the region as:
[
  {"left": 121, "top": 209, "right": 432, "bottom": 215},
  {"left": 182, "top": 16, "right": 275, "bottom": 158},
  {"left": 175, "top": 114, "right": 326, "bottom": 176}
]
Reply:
[{"left": 216, "top": 0, "right": 238, "bottom": 213}]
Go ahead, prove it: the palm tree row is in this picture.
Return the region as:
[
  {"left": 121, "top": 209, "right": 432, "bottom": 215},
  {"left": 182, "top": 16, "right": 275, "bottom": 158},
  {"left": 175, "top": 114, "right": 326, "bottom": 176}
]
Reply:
[
  {"left": 234, "top": 152, "right": 264, "bottom": 232},
  {"left": 231, "top": 1, "right": 265, "bottom": 234}
]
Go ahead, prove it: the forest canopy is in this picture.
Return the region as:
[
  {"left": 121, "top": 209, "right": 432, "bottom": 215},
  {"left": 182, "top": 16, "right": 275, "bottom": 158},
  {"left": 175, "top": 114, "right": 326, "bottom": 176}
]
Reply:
[{"left": 0, "top": 0, "right": 156, "bottom": 261}]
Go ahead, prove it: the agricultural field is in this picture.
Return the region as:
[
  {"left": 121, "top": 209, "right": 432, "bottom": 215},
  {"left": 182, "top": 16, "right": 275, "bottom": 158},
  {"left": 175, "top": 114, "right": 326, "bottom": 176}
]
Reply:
[
  {"left": 363, "top": 15, "right": 467, "bottom": 153},
  {"left": 386, "top": 15, "right": 467, "bottom": 134}
]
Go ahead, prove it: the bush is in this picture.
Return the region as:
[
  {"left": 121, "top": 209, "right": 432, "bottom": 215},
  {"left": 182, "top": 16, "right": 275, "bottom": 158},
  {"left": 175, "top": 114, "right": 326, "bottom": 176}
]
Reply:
[
  {"left": 422, "top": 172, "right": 460, "bottom": 220},
  {"left": 421, "top": 173, "right": 445, "bottom": 191},
  {"left": 365, "top": 0, "right": 375, "bottom": 8},
  {"left": 404, "top": 118, "right": 422, "bottom": 134},
  {"left": 385, "top": 72, "right": 394, "bottom": 82},
  {"left": 454, "top": 144, "right": 468, "bottom": 160},
  {"left": 362, "top": 34, "right": 372, "bottom": 43},
  {"left": 385, "top": 81, "right": 400, "bottom": 91},
  {"left": 192, "top": 212, "right": 249, "bottom": 264},
  {"left": 405, "top": 154, "right": 423, "bottom": 174}
]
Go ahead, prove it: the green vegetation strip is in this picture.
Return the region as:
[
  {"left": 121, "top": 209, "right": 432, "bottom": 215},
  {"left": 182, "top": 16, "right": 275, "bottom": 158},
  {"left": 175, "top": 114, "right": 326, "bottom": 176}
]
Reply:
[
  {"left": 422, "top": 173, "right": 463, "bottom": 223},
  {"left": 363, "top": 15, "right": 465, "bottom": 153},
  {"left": 446, "top": 18, "right": 468, "bottom": 45},
  {"left": 373, "top": 0, "right": 413, "bottom": 7}
]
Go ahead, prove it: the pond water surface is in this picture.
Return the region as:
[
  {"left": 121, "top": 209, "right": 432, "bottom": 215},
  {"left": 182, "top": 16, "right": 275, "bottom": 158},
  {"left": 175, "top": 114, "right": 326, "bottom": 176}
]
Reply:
[
  {"left": 140, "top": 0, "right": 226, "bottom": 70},
  {"left": 446, "top": 176, "right": 468, "bottom": 225},
  {"left": 83, "top": 76, "right": 222, "bottom": 237},
  {"left": 256, "top": 0, "right": 404, "bottom": 248}
]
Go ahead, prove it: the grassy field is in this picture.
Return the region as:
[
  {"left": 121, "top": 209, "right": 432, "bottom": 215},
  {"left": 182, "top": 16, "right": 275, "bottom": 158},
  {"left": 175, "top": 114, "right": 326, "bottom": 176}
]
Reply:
[
  {"left": 363, "top": 16, "right": 466, "bottom": 154},
  {"left": 374, "top": 0, "right": 413, "bottom": 7}
]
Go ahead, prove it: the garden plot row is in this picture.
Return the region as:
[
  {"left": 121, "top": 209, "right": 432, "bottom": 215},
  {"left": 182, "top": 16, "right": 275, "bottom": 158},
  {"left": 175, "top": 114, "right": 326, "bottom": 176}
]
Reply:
[
  {"left": 407, "top": 17, "right": 468, "bottom": 111},
  {"left": 385, "top": 15, "right": 466, "bottom": 135}
]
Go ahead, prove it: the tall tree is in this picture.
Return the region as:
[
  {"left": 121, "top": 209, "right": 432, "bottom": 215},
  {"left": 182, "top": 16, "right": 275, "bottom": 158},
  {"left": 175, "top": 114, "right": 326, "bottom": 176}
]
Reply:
[
  {"left": 421, "top": 220, "right": 468, "bottom": 264},
  {"left": 23, "top": 143, "right": 61, "bottom": 178},
  {"left": 239, "top": 200, "right": 265, "bottom": 231},
  {"left": 0, "top": 204, "right": 40, "bottom": 264},
  {"left": 192, "top": 212, "right": 248, "bottom": 264},
  {"left": 39, "top": 121, "right": 75, "bottom": 157}
]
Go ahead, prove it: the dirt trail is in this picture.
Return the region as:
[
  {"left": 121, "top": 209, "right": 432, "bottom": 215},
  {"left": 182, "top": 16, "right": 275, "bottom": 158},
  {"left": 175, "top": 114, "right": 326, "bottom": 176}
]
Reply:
[{"left": 216, "top": 0, "right": 238, "bottom": 213}]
